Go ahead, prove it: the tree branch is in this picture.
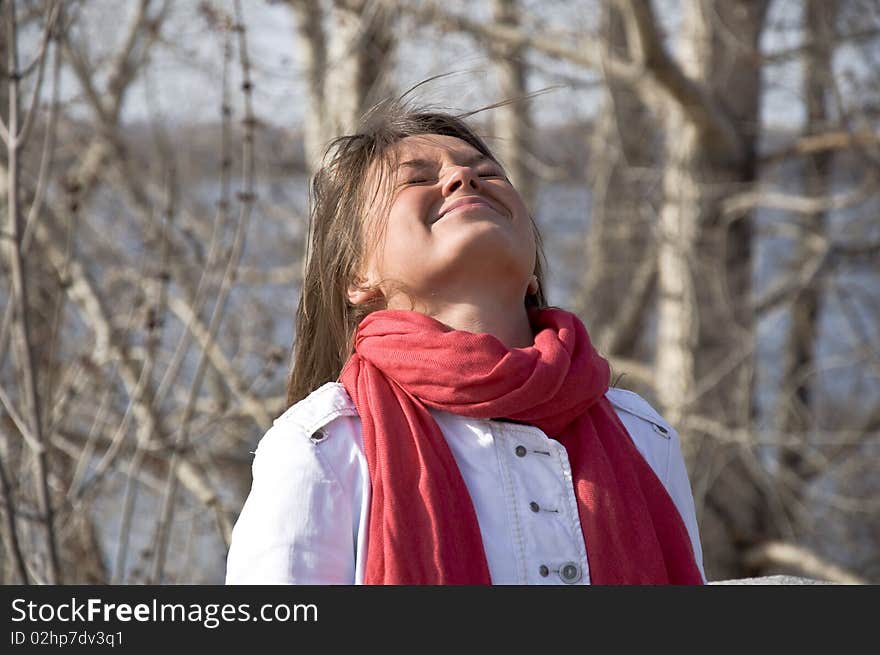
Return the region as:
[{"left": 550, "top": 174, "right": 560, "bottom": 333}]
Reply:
[
  {"left": 722, "top": 176, "right": 874, "bottom": 218},
  {"left": 15, "top": 1, "right": 60, "bottom": 148},
  {"left": 380, "top": 0, "right": 743, "bottom": 161},
  {"left": 617, "top": 0, "right": 742, "bottom": 160},
  {"left": 759, "top": 129, "right": 880, "bottom": 167},
  {"left": 0, "top": 445, "right": 31, "bottom": 583},
  {"left": 165, "top": 294, "right": 271, "bottom": 429},
  {"left": 743, "top": 540, "right": 866, "bottom": 584}
]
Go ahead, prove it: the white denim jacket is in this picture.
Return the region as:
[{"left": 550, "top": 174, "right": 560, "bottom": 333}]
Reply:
[{"left": 226, "top": 381, "right": 706, "bottom": 585}]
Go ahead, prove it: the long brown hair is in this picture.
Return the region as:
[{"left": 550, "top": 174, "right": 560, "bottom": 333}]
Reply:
[{"left": 286, "top": 96, "right": 550, "bottom": 407}]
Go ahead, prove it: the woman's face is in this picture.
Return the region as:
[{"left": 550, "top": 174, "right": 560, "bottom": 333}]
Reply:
[{"left": 349, "top": 134, "right": 536, "bottom": 310}]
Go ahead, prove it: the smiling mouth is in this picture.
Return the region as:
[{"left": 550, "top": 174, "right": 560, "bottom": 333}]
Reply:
[{"left": 435, "top": 200, "right": 496, "bottom": 222}]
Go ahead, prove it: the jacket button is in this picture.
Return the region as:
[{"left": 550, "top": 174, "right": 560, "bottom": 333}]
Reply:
[
  {"left": 309, "top": 429, "right": 327, "bottom": 443},
  {"left": 529, "top": 501, "right": 540, "bottom": 513},
  {"left": 559, "top": 562, "right": 582, "bottom": 584},
  {"left": 515, "top": 445, "right": 527, "bottom": 457},
  {"left": 539, "top": 565, "right": 549, "bottom": 577}
]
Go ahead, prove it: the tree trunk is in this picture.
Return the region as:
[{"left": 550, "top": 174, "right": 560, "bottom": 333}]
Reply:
[
  {"left": 578, "top": 2, "right": 657, "bottom": 365},
  {"left": 491, "top": 0, "right": 535, "bottom": 213},
  {"left": 654, "top": 0, "right": 771, "bottom": 580},
  {"left": 775, "top": 0, "right": 838, "bottom": 485},
  {"left": 289, "top": 0, "right": 328, "bottom": 176},
  {"left": 291, "top": 0, "right": 397, "bottom": 175}
]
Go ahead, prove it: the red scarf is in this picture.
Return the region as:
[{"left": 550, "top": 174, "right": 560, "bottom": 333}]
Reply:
[{"left": 338, "top": 307, "right": 703, "bottom": 585}]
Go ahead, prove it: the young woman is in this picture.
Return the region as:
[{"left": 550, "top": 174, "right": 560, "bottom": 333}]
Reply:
[{"left": 225, "top": 99, "right": 706, "bottom": 585}]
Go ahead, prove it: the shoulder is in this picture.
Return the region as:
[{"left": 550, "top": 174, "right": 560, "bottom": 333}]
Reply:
[
  {"left": 605, "top": 387, "right": 675, "bottom": 438},
  {"left": 249, "top": 382, "right": 361, "bottom": 476},
  {"left": 228, "top": 387, "right": 362, "bottom": 584},
  {"left": 604, "top": 387, "right": 676, "bottom": 484},
  {"left": 273, "top": 381, "right": 360, "bottom": 441}
]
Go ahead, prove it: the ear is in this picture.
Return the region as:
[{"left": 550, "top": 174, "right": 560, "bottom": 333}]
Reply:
[
  {"left": 527, "top": 274, "right": 539, "bottom": 295},
  {"left": 347, "top": 276, "right": 381, "bottom": 306}
]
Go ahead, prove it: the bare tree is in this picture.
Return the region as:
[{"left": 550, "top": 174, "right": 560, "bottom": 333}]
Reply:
[
  {"left": 289, "top": 0, "right": 397, "bottom": 175},
  {"left": 576, "top": 1, "right": 657, "bottom": 371},
  {"left": 0, "top": 0, "right": 876, "bottom": 585},
  {"left": 0, "top": 0, "right": 62, "bottom": 585}
]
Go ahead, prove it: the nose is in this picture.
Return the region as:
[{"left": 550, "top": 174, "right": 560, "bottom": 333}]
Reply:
[{"left": 441, "top": 165, "right": 481, "bottom": 196}]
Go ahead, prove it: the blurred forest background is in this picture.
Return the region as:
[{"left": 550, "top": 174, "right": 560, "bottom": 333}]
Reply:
[{"left": 0, "top": 0, "right": 877, "bottom": 584}]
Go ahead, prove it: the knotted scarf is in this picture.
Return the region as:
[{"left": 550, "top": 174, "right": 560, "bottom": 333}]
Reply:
[{"left": 338, "top": 306, "right": 703, "bottom": 585}]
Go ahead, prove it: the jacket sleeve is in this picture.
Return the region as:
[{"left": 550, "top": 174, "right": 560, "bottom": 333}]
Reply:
[
  {"left": 225, "top": 419, "right": 357, "bottom": 584},
  {"left": 608, "top": 388, "right": 707, "bottom": 583},
  {"left": 665, "top": 426, "right": 707, "bottom": 583}
]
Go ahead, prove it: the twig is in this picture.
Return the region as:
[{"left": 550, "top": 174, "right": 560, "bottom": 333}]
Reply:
[
  {"left": 20, "top": 7, "right": 64, "bottom": 416},
  {"left": 0, "top": 383, "right": 42, "bottom": 453},
  {"left": 752, "top": 242, "right": 830, "bottom": 316},
  {"left": 113, "top": 172, "right": 173, "bottom": 584},
  {"left": 164, "top": 294, "right": 271, "bottom": 429},
  {"left": 145, "top": 34, "right": 257, "bottom": 421},
  {"left": 0, "top": 448, "right": 29, "bottom": 583},
  {"left": 598, "top": 249, "right": 657, "bottom": 356},
  {"left": 15, "top": 2, "right": 60, "bottom": 147},
  {"left": 65, "top": 368, "right": 116, "bottom": 497}
]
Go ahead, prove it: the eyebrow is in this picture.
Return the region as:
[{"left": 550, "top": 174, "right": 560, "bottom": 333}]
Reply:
[{"left": 399, "top": 152, "right": 492, "bottom": 170}]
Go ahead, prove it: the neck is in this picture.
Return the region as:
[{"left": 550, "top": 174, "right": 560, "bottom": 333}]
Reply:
[{"left": 395, "top": 291, "right": 536, "bottom": 349}]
